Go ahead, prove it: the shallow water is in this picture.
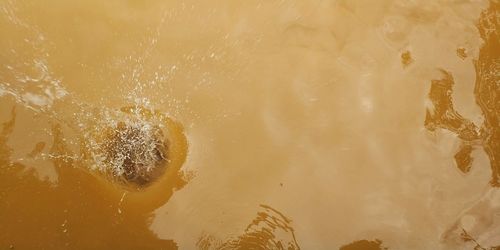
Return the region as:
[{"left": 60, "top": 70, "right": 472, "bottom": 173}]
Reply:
[{"left": 0, "top": 0, "right": 499, "bottom": 249}]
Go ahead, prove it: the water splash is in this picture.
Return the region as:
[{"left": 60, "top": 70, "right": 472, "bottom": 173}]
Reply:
[
  {"left": 0, "top": 1, "right": 188, "bottom": 191},
  {"left": 80, "top": 106, "right": 184, "bottom": 189}
]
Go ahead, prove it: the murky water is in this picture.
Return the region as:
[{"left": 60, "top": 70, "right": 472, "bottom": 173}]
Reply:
[{"left": 0, "top": 0, "right": 499, "bottom": 249}]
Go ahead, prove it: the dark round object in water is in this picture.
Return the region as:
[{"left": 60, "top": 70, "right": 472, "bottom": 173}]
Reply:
[{"left": 101, "top": 121, "right": 169, "bottom": 188}]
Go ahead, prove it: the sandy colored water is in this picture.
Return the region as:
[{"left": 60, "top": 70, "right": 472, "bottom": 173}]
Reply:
[{"left": 0, "top": 0, "right": 499, "bottom": 249}]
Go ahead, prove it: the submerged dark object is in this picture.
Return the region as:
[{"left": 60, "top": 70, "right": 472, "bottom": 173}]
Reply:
[
  {"left": 84, "top": 105, "right": 187, "bottom": 191},
  {"left": 101, "top": 120, "right": 169, "bottom": 187}
]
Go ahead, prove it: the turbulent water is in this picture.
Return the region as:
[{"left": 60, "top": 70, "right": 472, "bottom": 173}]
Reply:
[{"left": 0, "top": 0, "right": 499, "bottom": 249}]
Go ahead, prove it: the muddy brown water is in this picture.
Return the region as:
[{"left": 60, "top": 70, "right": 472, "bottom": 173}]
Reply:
[{"left": 0, "top": 0, "right": 499, "bottom": 249}]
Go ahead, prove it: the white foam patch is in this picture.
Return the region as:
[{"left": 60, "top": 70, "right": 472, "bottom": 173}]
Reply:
[{"left": 22, "top": 92, "right": 51, "bottom": 107}]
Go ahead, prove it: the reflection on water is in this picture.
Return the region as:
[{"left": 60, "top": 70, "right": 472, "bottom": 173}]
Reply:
[
  {"left": 425, "top": 70, "right": 481, "bottom": 172},
  {"left": 339, "top": 239, "right": 387, "bottom": 250},
  {"left": 424, "top": 0, "right": 499, "bottom": 184},
  {"left": 0, "top": 0, "right": 499, "bottom": 249},
  {"left": 424, "top": 2, "right": 499, "bottom": 248},
  {"left": 197, "top": 205, "right": 300, "bottom": 250}
]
